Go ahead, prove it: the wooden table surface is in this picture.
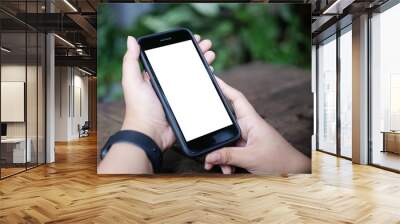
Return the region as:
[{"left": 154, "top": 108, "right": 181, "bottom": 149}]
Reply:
[{"left": 98, "top": 62, "right": 312, "bottom": 173}]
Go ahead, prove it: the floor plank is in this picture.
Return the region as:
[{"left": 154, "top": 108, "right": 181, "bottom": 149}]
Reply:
[{"left": 0, "top": 134, "right": 400, "bottom": 223}]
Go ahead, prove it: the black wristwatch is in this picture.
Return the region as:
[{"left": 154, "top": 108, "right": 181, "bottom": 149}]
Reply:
[{"left": 100, "top": 130, "right": 163, "bottom": 173}]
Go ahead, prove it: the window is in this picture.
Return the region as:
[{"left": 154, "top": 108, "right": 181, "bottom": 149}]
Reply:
[
  {"left": 370, "top": 3, "right": 400, "bottom": 171},
  {"left": 339, "top": 27, "right": 352, "bottom": 158},
  {"left": 317, "top": 35, "right": 337, "bottom": 154},
  {"left": 0, "top": 1, "right": 46, "bottom": 179}
]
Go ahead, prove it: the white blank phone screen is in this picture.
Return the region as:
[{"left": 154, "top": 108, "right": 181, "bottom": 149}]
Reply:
[{"left": 145, "top": 40, "right": 232, "bottom": 141}]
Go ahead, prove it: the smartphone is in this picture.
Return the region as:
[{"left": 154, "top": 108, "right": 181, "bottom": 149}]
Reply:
[{"left": 137, "top": 28, "right": 240, "bottom": 157}]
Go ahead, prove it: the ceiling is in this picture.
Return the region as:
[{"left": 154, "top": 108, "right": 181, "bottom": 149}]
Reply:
[
  {"left": 310, "top": 0, "right": 390, "bottom": 43},
  {"left": 0, "top": 0, "right": 99, "bottom": 74},
  {"left": 1, "top": 0, "right": 394, "bottom": 72}
]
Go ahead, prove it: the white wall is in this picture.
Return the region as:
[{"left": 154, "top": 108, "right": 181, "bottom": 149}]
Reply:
[
  {"left": 54, "top": 67, "right": 89, "bottom": 141},
  {"left": 70, "top": 72, "right": 89, "bottom": 139},
  {"left": 55, "top": 66, "right": 69, "bottom": 141},
  {"left": 1, "top": 65, "right": 39, "bottom": 138},
  {"left": 1, "top": 65, "right": 26, "bottom": 134},
  {"left": 1, "top": 63, "right": 46, "bottom": 164},
  {"left": 1, "top": 65, "right": 26, "bottom": 143},
  {"left": 76, "top": 71, "right": 89, "bottom": 138}
]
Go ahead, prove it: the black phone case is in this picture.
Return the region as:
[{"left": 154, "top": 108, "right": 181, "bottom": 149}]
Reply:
[{"left": 137, "top": 28, "right": 240, "bottom": 157}]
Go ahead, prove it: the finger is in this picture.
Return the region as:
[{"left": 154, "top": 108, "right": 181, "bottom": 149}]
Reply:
[
  {"left": 220, "top": 165, "right": 233, "bottom": 174},
  {"left": 237, "top": 138, "right": 247, "bottom": 147},
  {"left": 215, "top": 77, "right": 243, "bottom": 103},
  {"left": 215, "top": 76, "right": 256, "bottom": 118},
  {"left": 143, "top": 71, "right": 150, "bottom": 82},
  {"left": 194, "top": 34, "right": 201, "bottom": 42},
  {"left": 122, "top": 36, "right": 143, "bottom": 87},
  {"left": 164, "top": 126, "right": 176, "bottom": 150},
  {"left": 204, "top": 162, "right": 214, "bottom": 170},
  {"left": 205, "top": 147, "right": 249, "bottom": 168},
  {"left": 204, "top": 51, "right": 215, "bottom": 64},
  {"left": 199, "top": 39, "right": 212, "bottom": 53}
]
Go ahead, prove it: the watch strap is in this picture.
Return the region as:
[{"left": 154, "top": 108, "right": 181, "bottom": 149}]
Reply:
[{"left": 100, "top": 130, "right": 162, "bottom": 173}]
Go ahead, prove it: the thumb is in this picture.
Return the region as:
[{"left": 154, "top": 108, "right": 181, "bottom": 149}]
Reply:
[
  {"left": 122, "top": 36, "right": 144, "bottom": 87},
  {"left": 205, "top": 147, "right": 249, "bottom": 168}
]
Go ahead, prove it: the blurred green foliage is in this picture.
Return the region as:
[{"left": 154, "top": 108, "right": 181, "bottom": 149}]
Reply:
[{"left": 98, "top": 4, "right": 310, "bottom": 101}]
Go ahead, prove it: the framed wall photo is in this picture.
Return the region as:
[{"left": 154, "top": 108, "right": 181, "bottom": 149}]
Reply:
[{"left": 1, "top": 81, "right": 25, "bottom": 122}]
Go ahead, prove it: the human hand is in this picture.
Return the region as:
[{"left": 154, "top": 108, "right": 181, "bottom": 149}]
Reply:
[
  {"left": 99, "top": 35, "right": 217, "bottom": 174},
  {"left": 204, "top": 79, "right": 311, "bottom": 175},
  {"left": 121, "top": 35, "right": 216, "bottom": 151}
]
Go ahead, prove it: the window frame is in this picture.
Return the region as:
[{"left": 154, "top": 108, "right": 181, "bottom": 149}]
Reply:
[
  {"left": 315, "top": 21, "right": 353, "bottom": 160},
  {"left": 367, "top": 0, "right": 400, "bottom": 173}
]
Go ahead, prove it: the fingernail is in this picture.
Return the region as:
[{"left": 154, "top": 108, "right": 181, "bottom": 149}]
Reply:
[
  {"left": 127, "top": 36, "right": 135, "bottom": 50},
  {"left": 209, "top": 66, "right": 214, "bottom": 73},
  {"left": 204, "top": 163, "right": 211, "bottom": 170}
]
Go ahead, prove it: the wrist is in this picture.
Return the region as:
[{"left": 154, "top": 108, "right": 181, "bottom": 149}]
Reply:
[
  {"left": 121, "top": 118, "right": 165, "bottom": 151},
  {"left": 104, "top": 143, "right": 154, "bottom": 174}
]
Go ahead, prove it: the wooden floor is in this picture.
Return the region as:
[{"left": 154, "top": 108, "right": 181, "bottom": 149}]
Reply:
[
  {"left": 1, "top": 163, "right": 45, "bottom": 178},
  {"left": 1, "top": 167, "right": 26, "bottom": 178},
  {"left": 1, "top": 135, "right": 400, "bottom": 223}
]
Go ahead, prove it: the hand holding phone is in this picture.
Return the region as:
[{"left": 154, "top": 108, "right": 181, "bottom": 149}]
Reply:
[
  {"left": 138, "top": 28, "right": 240, "bottom": 157},
  {"left": 120, "top": 34, "right": 218, "bottom": 150},
  {"left": 100, "top": 33, "right": 310, "bottom": 174}
]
